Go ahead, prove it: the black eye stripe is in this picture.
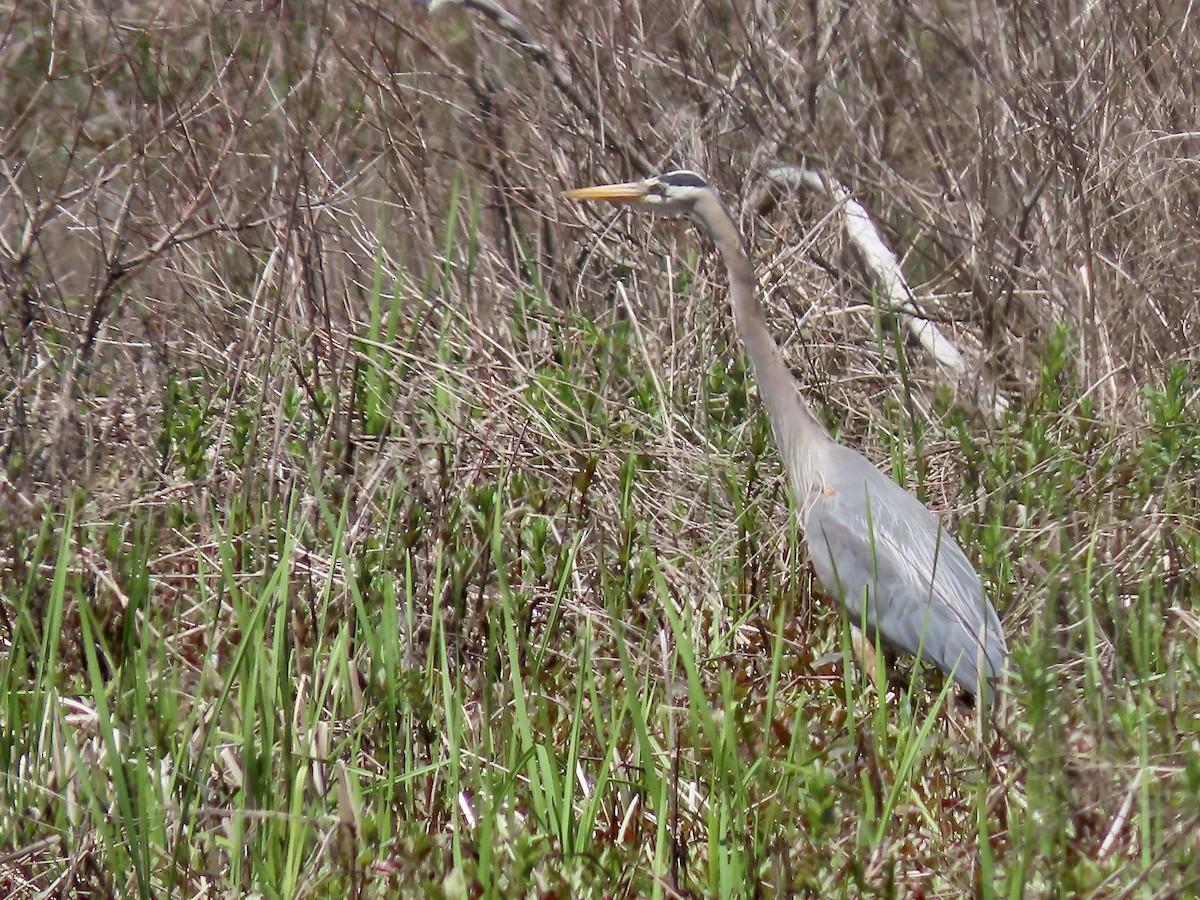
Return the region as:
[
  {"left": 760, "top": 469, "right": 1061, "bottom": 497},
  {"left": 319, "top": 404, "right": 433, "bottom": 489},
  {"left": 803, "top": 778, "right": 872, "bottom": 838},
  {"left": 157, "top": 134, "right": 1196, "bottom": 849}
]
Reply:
[{"left": 659, "top": 170, "right": 707, "bottom": 188}]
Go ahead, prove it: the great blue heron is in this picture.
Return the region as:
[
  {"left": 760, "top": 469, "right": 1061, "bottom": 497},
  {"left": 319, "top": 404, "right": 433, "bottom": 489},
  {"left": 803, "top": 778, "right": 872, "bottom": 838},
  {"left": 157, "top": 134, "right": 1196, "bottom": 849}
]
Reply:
[{"left": 565, "top": 169, "right": 1008, "bottom": 702}]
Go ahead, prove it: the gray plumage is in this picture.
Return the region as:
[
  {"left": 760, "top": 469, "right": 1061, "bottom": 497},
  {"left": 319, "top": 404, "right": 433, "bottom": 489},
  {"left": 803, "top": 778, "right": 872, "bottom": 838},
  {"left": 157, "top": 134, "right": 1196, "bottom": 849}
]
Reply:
[{"left": 566, "top": 169, "right": 1008, "bottom": 700}]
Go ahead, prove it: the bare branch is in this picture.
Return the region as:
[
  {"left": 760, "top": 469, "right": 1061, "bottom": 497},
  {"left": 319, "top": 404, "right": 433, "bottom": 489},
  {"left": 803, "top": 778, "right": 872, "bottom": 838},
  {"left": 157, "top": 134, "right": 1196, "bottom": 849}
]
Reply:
[{"left": 749, "top": 164, "right": 1010, "bottom": 418}]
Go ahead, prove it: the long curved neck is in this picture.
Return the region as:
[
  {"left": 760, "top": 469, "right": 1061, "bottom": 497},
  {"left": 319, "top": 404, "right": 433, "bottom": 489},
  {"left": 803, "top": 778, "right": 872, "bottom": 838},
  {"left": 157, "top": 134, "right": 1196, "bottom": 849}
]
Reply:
[{"left": 693, "top": 191, "right": 831, "bottom": 488}]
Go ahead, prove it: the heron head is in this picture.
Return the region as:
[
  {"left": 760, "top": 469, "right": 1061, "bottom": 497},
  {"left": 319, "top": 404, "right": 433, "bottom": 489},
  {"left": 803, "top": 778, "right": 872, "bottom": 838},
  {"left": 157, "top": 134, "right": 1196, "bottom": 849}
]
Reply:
[{"left": 564, "top": 169, "right": 710, "bottom": 218}]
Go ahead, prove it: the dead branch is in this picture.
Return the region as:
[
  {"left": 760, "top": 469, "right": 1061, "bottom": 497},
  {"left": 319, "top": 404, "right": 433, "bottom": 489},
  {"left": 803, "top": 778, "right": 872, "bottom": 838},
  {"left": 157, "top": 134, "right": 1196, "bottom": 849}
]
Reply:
[{"left": 748, "top": 164, "right": 1010, "bottom": 418}]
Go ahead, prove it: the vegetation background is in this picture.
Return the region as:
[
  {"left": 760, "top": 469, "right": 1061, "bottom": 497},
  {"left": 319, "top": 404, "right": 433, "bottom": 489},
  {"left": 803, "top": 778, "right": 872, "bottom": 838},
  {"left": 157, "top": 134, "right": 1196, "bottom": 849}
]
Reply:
[{"left": 1, "top": 0, "right": 1198, "bottom": 896}]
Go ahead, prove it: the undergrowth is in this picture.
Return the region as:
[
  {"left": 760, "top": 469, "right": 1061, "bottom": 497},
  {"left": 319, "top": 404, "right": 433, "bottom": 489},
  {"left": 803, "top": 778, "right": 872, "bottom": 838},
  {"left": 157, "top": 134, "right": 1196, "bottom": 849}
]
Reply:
[{"left": 2, "top": 2, "right": 1199, "bottom": 897}]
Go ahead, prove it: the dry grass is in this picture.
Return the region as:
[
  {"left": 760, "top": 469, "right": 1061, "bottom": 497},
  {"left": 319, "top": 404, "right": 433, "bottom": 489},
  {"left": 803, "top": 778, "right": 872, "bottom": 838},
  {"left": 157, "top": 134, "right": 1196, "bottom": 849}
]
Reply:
[{"left": 1, "top": 0, "right": 1198, "bottom": 896}]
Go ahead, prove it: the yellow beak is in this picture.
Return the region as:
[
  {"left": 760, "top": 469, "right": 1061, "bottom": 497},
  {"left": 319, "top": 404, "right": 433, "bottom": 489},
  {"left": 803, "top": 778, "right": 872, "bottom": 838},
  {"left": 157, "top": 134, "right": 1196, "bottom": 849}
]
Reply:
[{"left": 563, "top": 181, "right": 649, "bottom": 203}]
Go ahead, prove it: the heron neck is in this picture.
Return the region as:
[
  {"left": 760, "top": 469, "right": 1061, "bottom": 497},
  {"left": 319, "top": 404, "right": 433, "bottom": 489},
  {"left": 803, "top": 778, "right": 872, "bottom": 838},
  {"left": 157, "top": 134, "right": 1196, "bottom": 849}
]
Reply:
[{"left": 694, "top": 192, "right": 830, "bottom": 458}]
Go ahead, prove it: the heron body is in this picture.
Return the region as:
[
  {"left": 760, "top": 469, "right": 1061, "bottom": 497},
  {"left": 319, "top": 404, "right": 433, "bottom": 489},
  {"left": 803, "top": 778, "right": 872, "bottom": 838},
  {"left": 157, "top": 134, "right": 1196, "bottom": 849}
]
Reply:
[
  {"left": 566, "top": 169, "right": 1008, "bottom": 701},
  {"left": 804, "top": 441, "right": 1006, "bottom": 697}
]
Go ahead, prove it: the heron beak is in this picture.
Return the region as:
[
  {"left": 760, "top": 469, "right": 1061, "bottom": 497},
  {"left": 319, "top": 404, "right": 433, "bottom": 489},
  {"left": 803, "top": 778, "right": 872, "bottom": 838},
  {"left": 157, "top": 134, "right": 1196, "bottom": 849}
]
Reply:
[{"left": 563, "top": 181, "right": 649, "bottom": 204}]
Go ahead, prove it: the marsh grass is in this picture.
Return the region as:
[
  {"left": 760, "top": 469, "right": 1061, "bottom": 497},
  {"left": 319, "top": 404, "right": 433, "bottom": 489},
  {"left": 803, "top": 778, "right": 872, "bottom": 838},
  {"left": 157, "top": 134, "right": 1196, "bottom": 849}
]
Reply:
[{"left": 2, "top": 2, "right": 1199, "bottom": 897}]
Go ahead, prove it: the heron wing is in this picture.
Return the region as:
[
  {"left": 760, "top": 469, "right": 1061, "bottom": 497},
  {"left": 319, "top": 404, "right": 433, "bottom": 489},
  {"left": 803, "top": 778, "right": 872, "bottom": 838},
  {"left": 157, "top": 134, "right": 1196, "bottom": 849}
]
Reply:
[{"left": 804, "top": 445, "right": 1007, "bottom": 692}]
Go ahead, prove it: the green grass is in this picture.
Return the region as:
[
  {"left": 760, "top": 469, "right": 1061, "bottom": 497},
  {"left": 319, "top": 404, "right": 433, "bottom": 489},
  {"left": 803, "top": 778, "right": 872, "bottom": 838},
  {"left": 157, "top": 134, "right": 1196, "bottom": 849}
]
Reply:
[
  {"left": 4, "top": 236, "right": 1198, "bottom": 895},
  {"left": 2, "top": 6, "right": 1199, "bottom": 894}
]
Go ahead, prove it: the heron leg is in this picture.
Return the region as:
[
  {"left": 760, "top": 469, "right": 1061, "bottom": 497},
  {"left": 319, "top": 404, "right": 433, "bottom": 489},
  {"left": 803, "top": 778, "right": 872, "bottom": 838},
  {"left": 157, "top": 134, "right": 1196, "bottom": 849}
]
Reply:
[{"left": 849, "top": 626, "right": 881, "bottom": 692}]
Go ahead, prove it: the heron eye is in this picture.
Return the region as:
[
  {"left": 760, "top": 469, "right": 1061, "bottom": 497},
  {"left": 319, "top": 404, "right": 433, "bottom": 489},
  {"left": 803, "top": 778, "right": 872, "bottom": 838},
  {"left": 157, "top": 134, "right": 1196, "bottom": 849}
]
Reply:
[{"left": 648, "top": 182, "right": 667, "bottom": 197}]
